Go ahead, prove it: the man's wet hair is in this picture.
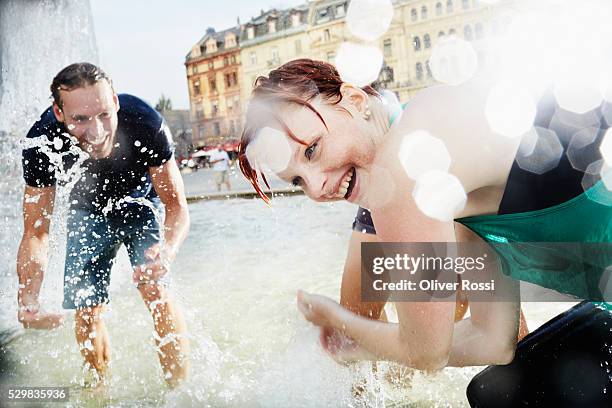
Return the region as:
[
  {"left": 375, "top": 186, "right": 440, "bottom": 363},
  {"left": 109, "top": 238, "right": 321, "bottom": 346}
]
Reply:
[{"left": 50, "top": 62, "right": 113, "bottom": 108}]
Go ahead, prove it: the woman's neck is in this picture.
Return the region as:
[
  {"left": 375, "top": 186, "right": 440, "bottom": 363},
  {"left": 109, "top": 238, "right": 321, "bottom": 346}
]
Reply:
[{"left": 368, "top": 96, "right": 392, "bottom": 146}]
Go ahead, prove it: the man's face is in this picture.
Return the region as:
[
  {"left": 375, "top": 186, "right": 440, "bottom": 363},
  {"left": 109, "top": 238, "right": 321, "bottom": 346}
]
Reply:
[{"left": 53, "top": 80, "right": 119, "bottom": 159}]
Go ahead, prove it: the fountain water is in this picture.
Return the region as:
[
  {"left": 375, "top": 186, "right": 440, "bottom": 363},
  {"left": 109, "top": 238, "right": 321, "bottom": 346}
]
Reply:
[{"left": 0, "top": 0, "right": 98, "bottom": 344}]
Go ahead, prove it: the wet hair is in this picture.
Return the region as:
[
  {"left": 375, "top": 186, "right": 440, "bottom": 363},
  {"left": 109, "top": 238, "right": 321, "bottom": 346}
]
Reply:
[
  {"left": 50, "top": 62, "right": 113, "bottom": 108},
  {"left": 238, "top": 58, "right": 379, "bottom": 204}
]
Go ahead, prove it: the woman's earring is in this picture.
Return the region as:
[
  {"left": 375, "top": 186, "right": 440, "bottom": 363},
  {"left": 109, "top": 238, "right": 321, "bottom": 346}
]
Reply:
[{"left": 363, "top": 105, "right": 372, "bottom": 120}]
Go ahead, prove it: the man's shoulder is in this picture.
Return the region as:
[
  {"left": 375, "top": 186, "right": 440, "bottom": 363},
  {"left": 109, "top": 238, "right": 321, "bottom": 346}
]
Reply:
[
  {"left": 117, "top": 94, "right": 163, "bottom": 131},
  {"left": 26, "top": 107, "right": 64, "bottom": 140}
]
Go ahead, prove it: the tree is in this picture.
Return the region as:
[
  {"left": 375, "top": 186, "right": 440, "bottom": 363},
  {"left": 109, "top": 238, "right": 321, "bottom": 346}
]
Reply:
[{"left": 155, "top": 94, "right": 172, "bottom": 112}]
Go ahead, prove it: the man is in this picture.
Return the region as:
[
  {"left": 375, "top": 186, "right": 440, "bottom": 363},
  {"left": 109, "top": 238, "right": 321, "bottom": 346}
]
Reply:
[
  {"left": 17, "top": 63, "right": 190, "bottom": 387},
  {"left": 209, "top": 144, "right": 231, "bottom": 191}
]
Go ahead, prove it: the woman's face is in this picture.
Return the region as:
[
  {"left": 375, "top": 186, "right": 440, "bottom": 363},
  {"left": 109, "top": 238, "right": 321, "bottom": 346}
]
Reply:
[{"left": 269, "top": 90, "right": 377, "bottom": 205}]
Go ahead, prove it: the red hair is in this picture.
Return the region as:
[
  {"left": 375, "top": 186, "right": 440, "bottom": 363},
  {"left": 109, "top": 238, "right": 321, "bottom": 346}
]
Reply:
[{"left": 238, "top": 58, "right": 379, "bottom": 204}]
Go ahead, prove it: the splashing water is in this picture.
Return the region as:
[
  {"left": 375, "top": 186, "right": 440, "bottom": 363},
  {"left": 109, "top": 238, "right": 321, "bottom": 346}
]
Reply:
[{"left": 0, "top": 0, "right": 97, "bottom": 343}]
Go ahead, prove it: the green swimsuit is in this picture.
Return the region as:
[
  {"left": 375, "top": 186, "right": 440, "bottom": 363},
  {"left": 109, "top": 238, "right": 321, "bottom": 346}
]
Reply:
[{"left": 455, "top": 179, "right": 612, "bottom": 301}]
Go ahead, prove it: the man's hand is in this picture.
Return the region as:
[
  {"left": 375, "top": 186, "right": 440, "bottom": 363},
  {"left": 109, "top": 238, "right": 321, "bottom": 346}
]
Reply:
[
  {"left": 132, "top": 243, "right": 175, "bottom": 285},
  {"left": 17, "top": 303, "right": 64, "bottom": 330}
]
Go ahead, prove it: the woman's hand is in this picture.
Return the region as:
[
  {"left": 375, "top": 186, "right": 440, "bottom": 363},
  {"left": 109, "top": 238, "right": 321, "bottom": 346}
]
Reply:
[
  {"left": 296, "top": 290, "right": 340, "bottom": 328},
  {"left": 298, "top": 291, "right": 377, "bottom": 364}
]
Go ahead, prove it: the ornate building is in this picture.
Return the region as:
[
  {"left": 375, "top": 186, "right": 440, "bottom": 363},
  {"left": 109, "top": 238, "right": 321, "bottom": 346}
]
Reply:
[
  {"left": 238, "top": 4, "right": 311, "bottom": 111},
  {"left": 184, "top": 0, "right": 519, "bottom": 147},
  {"left": 185, "top": 26, "right": 242, "bottom": 147}
]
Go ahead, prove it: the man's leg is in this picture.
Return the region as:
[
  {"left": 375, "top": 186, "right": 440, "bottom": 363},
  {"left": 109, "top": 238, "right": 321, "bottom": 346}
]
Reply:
[
  {"left": 137, "top": 282, "right": 189, "bottom": 387},
  {"left": 63, "top": 209, "right": 118, "bottom": 384},
  {"left": 124, "top": 206, "right": 189, "bottom": 387},
  {"left": 75, "top": 304, "right": 110, "bottom": 382},
  {"left": 214, "top": 171, "right": 222, "bottom": 191},
  {"left": 224, "top": 171, "right": 231, "bottom": 191}
]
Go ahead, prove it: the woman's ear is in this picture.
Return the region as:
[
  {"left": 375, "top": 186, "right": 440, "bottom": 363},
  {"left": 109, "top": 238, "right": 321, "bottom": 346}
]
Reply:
[{"left": 339, "top": 83, "right": 369, "bottom": 116}]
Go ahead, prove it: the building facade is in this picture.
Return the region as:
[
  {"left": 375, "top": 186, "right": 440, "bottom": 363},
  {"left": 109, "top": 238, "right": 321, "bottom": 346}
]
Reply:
[
  {"left": 159, "top": 109, "right": 193, "bottom": 159},
  {"left": 185, "top": 26, "right": 243, "bottom": 147},
  {"left": 239, "top": 4, "right": 311, "bottom": 111},
  {"left": 185, "top": 0, "right": 519, "bottom": 147}
]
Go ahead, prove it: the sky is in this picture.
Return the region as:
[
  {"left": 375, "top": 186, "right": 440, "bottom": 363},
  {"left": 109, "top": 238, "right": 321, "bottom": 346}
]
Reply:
[{"left": 91, "top": 0, "right": 305, "bottom": 110}]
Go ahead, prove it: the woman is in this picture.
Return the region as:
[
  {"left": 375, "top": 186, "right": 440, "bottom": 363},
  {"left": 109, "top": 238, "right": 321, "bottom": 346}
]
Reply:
[{"left": 238, "top": 59, "right": 610, "bottom": 370}]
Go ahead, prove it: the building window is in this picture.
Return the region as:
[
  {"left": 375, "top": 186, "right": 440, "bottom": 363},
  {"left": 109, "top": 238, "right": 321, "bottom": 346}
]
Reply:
[
  {"left": 323, "top": 29, "right": 330, "bottom": 42},
  {"left": 411, "top": 8, "right": 418, "bottom": 21},
  {"left": 464, "top": 25, "right": 473, "bottom": 41},
  {"left": 295, "top": 39, "right": 302, "bottom": 54},
  {"left": 223, "top": 56, "right": 228, "bottom": 66},
  {"left": 475, "top": 22, "right": 484, "bottom": 39},
  {"left": 421, "top": 6, "right": 428, "bottom": 19},
  {"left": 212, "top": 100, "right": 219, "bottom": 116},
  {"left": 449, "top": 28, "right": 456, "bottom": 35},
  {"left": 336, "top": 4, "right": 345, "bottom": 17},
  {"left": 247, "top": 26, "right": 254, "bottom": 39},
  {"left": 291, "top": 13, "right": 301, "bottom": 27},
  {"left": 250, "top": 51, "right": 257, "bottom": 65},
  {"left": 317, "top": 7, "right": 329, "bottom": 22},
  {"left": 193, "top": 65, "right": 198, "bottom": 74},
  {"left": 436, "top": 2, "right": 443, "bottom": 16},
  {"left": 439, "top": 31, "right": 446, "bottom": 37},
  {"left": 416, "top": 62, "right": 424, "bottom": 81},
  {"left": 195, "top": 102, "right": 203, "bottom": 119},
  {"left": 463, "top": 0, "right": 469, "bottom": 9},
  {"left": 426, "top": 60, "right": 433, "bottom": 78},
  {"left": 447, "top": 0, "right": 454, "bottom": 13},
  {"left": 213, "top": 122, "right": 220, "bottom": 136},
  {"left": 424, "top": 34, "right": 431, "bottom": 49},
  {"left": 210, "top": 78, "right": 217, "bottom": 93},
  {"left": 230, "top": 55, "right": 236, "bottom": 64},
  {"left": 193, "top": 80, "right": 201, "bottom": 96},
  {"left": 413, "top": 36, "right": 421, "bottom": 51},
  {"left": 383, "top": 38, "right": 392, "bottom": 58}
]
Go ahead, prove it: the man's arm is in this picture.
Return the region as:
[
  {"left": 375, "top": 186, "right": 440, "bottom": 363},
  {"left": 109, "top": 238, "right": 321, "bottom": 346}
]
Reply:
[
  {"left": 16, "top": 185, "right": 63, "bottom": 329},
  {"left": 134, "top": 158, "right": 190, "bottom": 283}
]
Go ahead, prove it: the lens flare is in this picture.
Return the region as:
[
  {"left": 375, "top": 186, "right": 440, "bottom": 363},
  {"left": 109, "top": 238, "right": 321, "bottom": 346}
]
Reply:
[
  {"left": 566, "top": 127, "right": 601, "bottom": 172},
  {"left": 245, "top": 127, "right": 292, "bottom": 174},
  {"left": 582, "top": 159, "right": 612, "bottom": 206},
  {"left": 516, "top": 127, "right": 563, "bottom": 175},
  {"left": 485, "top": 80, "right": 537, "bottom": 138},
  {"left": 335, "top": 42, "right": 383, "bottom": 87},
  {"left": 412, "top": 170, "right": 467, "bottom": 222},
  {"left": 429, "top": 36, "right": 478, "bottom": 86},
  {"left": 600, "top": 128, "right": 612, "bottom": 166},
  {"left": 346, "top": 0, "right": 394, "bottom": 42},
  {"left": 398, "top": 130, "right": 451, "bottom": 180}
]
